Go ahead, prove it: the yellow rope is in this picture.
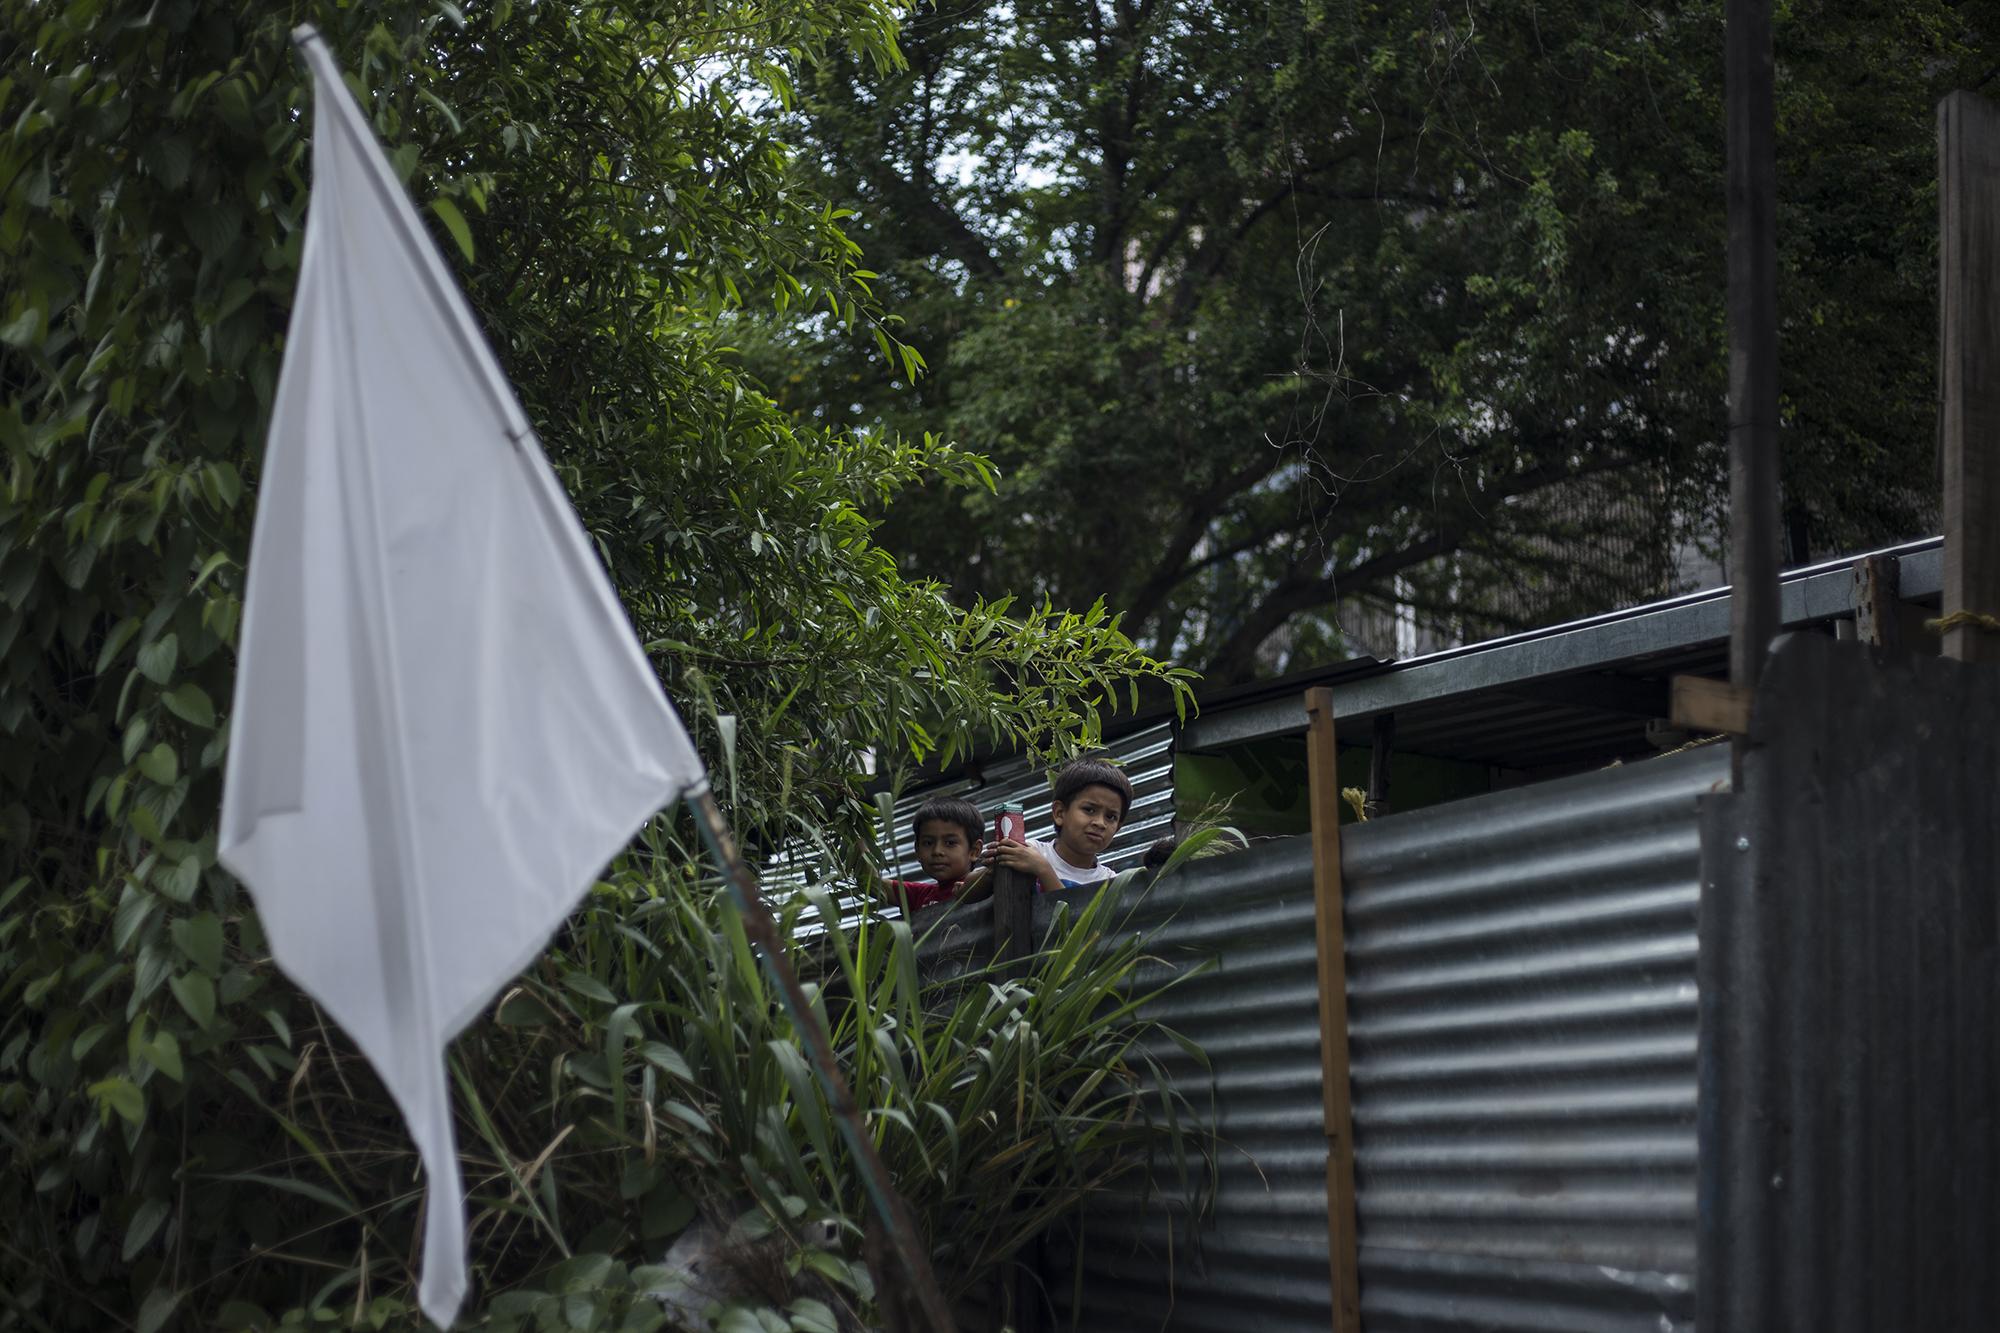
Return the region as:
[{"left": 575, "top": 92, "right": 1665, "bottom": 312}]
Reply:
[{"left": 1926, "top": 609, "right": 2000, "bottom": 634}]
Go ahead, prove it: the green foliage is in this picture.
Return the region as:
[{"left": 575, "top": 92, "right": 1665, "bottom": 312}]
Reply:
[
  {"left": 539, "top": 847, "right": 1211, "bottom": 1319},
  {"left": 758, "top": 0, "right": 1993, "bottom": 677},
  {"left": 0, "top": 0, "right": 1196, "bottom": 1327}
]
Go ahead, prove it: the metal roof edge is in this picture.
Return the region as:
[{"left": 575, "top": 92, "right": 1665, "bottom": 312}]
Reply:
[{"left": 1179, "top": 536, "right": 1942, "bottom": 753}]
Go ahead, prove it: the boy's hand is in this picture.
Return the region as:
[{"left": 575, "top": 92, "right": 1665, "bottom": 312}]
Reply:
[{"left": 980, "top": 840, "right": 1061, "bottom": 895}]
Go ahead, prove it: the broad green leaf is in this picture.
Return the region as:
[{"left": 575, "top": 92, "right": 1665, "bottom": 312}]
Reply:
[
  {"left": 142, "top": 1030, "right": 184, "bottom": 1082},
  {"left": 169, "top": 971, "right": 216, "bottom": 1030},
  {"left": 90, "top": 1076, "right": 144, "bottom": 1126},
  {"left": 430, "top": 197, "right": 475, "bottom": 264},
  {"left": 69, "top": 1023, "right": 110, "bottom": 1063},
  {"left": 549, "top": 1251, "right": 615, "bottom": 1292},
  {"left": 159, "top": 856, "right": 201, "bottom": 904},
  {"left": 785, "top": 1299, "right": 838, "bottom": 1333},
  {"left": 122, "top": 714, "right": 150, "bottom": 764},
  {"left": 113, "top": 886, "right": 156, "bottom": 952},
  {"left": 135, "top": 1287, "right": 182, "bottom": 1333},
  {"left": 562, "top": 972, "right": 617, "bottom": 1005},
  {"left": 496, "top": 990, "right": 558, "bottom": 1025},
  {"left": 170, "top": 911, "right": 224, "bottom": 975},
  {"left": 640, "top": 1181, "right": 696, "bottom": 1240},
  {"left": 135, "top": 632, "right": 178, "bottom": 685},
  {"left": 95, "top": 617, "right": 140, "bottom": 675},
  {"left": 638, "top": 1040, "right": 691, "bottom": 1080},
  {"left": 123, "top": 1197, "right": 170, "bottom": 1262},
  {"left": 137, "top": 743, "right": 178, "bottom": 786},
  {"left": 162, "top": 683, "right": 215, "bottom": 728},
  {"left": 0, "top": 304, "right": 42, "bottom": 347},
  {"left": 190, "top": 552, "right": 232, "bottom": 591},
  {"left": 206, "top": 462, "right": 241, "bottom": 508}
]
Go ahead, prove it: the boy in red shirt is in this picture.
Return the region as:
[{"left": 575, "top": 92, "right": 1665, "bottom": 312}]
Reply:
[{"left": 882, "top": 796, "right": 986, "bottom": 915}]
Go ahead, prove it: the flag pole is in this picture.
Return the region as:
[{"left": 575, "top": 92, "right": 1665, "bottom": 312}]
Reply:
[{"left": 685, "top": 785, "right": 957, "bottom": 1332}]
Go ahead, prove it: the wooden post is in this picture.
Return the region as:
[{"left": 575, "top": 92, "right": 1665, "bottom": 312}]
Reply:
[
  {"left": 1851, "top": 553, "right": 1901, "bottom": 652},
  {"left": 1726, "top": 0, "right": 1781, "bottom": 753},
  {"left": 1303, "top": 687, "right": 1362, "bottom": 1333},
  {"left": 1939, "top": 91, "right": 2000, "bottom": 664},
  {"left": 989, "top": 862, "right": 1038, "bottom": 1333},
  {"left": 1366, "top": 713, "right": 1395, "bottom": 819},
  {"left": 991, "top": 864, "right": 1033, "bottom": 981}
]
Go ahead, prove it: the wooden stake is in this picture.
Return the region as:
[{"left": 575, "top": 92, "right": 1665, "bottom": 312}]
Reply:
[
  {"left": 1303, "top": 687, "right": 1362, "bottom": 1333},
  {"left": 1939, "top": 91, "right": 2000, "bottom": 665}
]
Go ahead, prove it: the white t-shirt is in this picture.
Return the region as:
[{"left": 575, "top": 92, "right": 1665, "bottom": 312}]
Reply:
[{"left": 1028, "top": 837, "right": 1115, "bottom": 890}]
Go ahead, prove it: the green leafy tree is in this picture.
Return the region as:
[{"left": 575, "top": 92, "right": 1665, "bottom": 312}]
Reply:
[
  {"left": 0, "top": 1, "right": 1194, "bottom": 1327},
  {"left": 757, "top": 0, "right": 1983, "bottom": 678}
]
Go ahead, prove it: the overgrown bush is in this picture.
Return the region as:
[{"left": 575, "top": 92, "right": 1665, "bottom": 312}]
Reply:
[
  {"left": 0, "top": 1, "right": 1198, "bottom": 1328},
  {"left": 1, "top": 835, "right": 1208, "bottom": 1330}
]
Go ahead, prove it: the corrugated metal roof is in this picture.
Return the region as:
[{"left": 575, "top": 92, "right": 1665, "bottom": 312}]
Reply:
[{"left": 1054, "top": 743, "right": 1723, "bottom": 1332}]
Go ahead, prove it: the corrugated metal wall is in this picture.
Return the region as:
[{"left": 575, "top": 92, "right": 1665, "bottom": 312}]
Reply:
[
  {"left": 1699, "top": 634, "right": 2000, "bottom": 1332},
  {"left": 1054, "top": 834, "right": 1332, "bottom": 1329},
  {"left": 1061, "top": 743, "right": 1724, "bottom": 1332},
  {"left": 1345, "top": 743, "right": 1719, "bottom": 1332}
]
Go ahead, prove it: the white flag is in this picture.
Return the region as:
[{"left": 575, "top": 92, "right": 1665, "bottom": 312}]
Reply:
[{"left": 220, "top": 27, "right": 706, "bottom": 1328}]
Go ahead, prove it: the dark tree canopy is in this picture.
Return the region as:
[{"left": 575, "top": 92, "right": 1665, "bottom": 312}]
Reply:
[{"left": 752, "top": 0, "right": 1983, "bottom": 679}]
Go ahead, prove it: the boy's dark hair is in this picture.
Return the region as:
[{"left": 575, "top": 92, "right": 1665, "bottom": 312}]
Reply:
[
  {"left": 911, "top": 796, "right": 982, "bottom": 847},
  {"left": 1141, "top": 835, "right": 1179, "bottom": 873},
  {"left": 1051, "top": 758, "right": 1134, "bottom": 820}
]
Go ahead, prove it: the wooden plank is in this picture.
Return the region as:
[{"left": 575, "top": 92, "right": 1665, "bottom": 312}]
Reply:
[
  {"left": 1939, "top": 91, "right": 2000, "bottom": 664},
  {"left": 1671, "top": 675, "right": 1753, "bottom": 736},
  {"left": 1851, "top": 553, "right": 1901, "bottom": 651},
  {"left": 1303, "top": 687, "right": 1362, "bottom": 1333}
]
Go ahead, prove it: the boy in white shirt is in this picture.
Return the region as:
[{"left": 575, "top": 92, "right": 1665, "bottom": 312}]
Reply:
[{"left": 980, "top": 758, "right": 1133, "bottom": 893}]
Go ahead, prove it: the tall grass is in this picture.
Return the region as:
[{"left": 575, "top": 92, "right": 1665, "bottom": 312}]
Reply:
[{"left": 544, "top": 834, "right": 1216, "bottom": 1324}]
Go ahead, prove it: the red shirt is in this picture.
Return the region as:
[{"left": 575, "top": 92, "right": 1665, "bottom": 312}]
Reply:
[{"left": 889, "top": 877, "right": 969, "bottom": 912}]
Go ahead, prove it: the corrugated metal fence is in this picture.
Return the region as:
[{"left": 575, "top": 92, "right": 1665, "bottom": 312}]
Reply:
[
  {"left": 1699, "top": 634, "right": 2000, "bottom": 1331},
  {"left": 1060, "top": 743, "right": 1724, "bottom": 1332}
]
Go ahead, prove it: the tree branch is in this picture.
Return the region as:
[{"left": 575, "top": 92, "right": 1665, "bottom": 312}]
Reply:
[
  {"left": 1196, "top": 443, "right": 1652, "bottom": 680},
  {"left": 1124, "top": 452, "right": 1280, "bottom": 627},
  {"left": 1201, "top": 529, "right": 1463, "bottom": 681}
]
